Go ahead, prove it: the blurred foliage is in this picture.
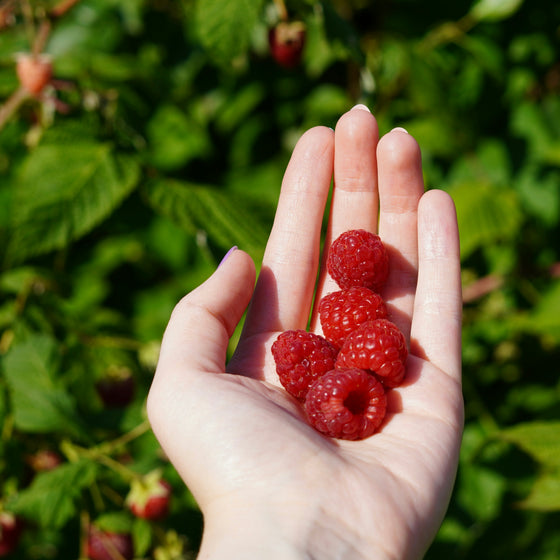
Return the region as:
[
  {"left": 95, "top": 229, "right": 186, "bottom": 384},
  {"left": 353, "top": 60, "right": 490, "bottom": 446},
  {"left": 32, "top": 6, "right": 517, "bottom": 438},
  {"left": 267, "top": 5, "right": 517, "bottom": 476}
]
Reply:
[{"left": 0, "top": 0, "right": 559, "bottom": 558}]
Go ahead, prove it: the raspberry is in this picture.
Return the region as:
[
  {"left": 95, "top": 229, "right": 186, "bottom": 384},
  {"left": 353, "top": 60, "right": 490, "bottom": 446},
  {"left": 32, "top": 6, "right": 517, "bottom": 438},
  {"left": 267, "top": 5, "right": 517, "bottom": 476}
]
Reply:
[
  {"left": 272, "top": 330, "right": 338, "bottom": 400},
  {"left": 327, "top": 229, "right": 389, "bottom": 292},
  {"left": 0, "top": 513, "right": 24, "bottom": 557},
  {"left": 126, "top": 473, "right": 172, "bottom": 521},
  {"left": 268, "top": 21, "right": 306, "bottom": 69},
  {"left": 16, "top": 53, "right": 53, "bottom": 96},
  {"left": 319, "top": 287, "right": 388, "bottom": 348},
  {"left": 336, "top": 319, "right": 408, "bottom": 388},
  {"left": 304, "top": 368, "right": 387, "bottom": 440},
  {"left": 85, "top": 526, "right": 133, "bottom": 560}
]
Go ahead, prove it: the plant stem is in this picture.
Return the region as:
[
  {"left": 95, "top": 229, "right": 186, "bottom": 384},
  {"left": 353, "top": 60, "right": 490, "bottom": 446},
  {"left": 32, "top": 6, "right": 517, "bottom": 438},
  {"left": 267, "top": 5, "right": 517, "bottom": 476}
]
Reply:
[
  {"left": 0, "top": 87, "right": 29, "bottom": 132},
  {"left": 98, "top": 419, "right": 152, "bottom": 455},
  {"left": 273, "top": 0, "right": 288, "bottom": 21},
  {"left": 50, "top": 0, "right": 82, "bottom": 18}
]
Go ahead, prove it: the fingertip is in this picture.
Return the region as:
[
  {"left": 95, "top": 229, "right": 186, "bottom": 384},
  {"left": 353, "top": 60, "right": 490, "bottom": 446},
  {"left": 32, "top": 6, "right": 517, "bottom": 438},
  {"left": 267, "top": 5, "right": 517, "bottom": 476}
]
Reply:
[
  {"left": 335, "top": 104, "right": 379, "bottom": 139},
  {"left": 296, "top": 125, "right": 335, "bottom": 150},
  {"left": 419, "top": 188, "right": 457, "bottom": 215},
  {"left": 418, "top": 190, "right": 460, "bottom": 259},
  {"left": 377, "top": 127, "right": 421, "bottom": 170}
]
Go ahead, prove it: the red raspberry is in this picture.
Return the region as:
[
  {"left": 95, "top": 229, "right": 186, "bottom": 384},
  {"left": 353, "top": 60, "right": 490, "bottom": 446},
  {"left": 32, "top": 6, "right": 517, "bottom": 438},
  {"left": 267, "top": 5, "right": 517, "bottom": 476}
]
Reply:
[
  {"left": 0, "top": 513, "right": 24, "bottom": 557},
  {"left": 304, "top": 368, "right": 387, "bottom": 440},
  {"left": 268, "top": 21, "right": 306, "bottom": 69},
  {"left": 319, "top": 287, "right": 388, "bottom": 348},
  {"left": 336, "top": 319, "right": 408, "bottom": 388},
  {"left": 85, "top": 526, "right": 133, "bottom": 560},
  {"left": 327, "top": 229, "right": 389, "bottom": 292},
  {"left": 126, "top": 474, "right": 172, "bottom": 521},
  {"left": 272, "top": 330, "right": 338, "bottom": 400}
]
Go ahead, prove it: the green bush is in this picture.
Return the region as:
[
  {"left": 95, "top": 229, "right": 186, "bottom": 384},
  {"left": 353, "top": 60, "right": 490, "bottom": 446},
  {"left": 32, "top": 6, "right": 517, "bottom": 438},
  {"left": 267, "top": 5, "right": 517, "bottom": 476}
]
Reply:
[{"left": 1, "top": 0, "right": 559, "bottom": 557}]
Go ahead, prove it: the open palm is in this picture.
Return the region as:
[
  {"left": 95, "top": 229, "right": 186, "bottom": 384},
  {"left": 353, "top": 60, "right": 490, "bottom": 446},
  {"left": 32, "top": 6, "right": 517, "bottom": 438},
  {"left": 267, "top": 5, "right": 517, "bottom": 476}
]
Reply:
[{"left": 148, "top": 106, "right": 463, "bottom": 560}]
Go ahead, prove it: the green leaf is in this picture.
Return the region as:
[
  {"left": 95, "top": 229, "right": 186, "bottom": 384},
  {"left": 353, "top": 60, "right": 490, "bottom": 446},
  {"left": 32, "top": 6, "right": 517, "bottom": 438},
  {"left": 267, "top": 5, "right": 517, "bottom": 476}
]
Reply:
[
  {"left": 147, "top": 105, "right": 211, "bottom": 171},
  {"left": 194, "top": 0, "right": 265, "bottom": 65},
  {"left": 449, "top": 182, "right": 522, "bottom": 259},
  {"left": 520, "top": 281, "right": 560, "bottom": 339},
  {"left": 469, "top": 0, "right": 525, "bottom": 22},
  {"left": 456, "top": 463, "right": 507, "bottom": 521},
  {"left": 6, "top": 143, "right": 139, "bottom": 264},
  {"left": 2, "top": 335, "right": 83, "bottom": 436},
  {"left": 9, "top": 459, "right": 98, "bottom": 528},
  {"left": 499, "top": 421, "right": 560, "bottom": 469},
  {"left": 517, "top": 470, "right": 560, "bottom": 511},
  {"left": 145, "top": 179, "right": 268, "bottom": 257},
  {"left": 132, "top": 517, "right": 153, "bottom": 557},
  {"left": 515, "top": 166, "right": 560, "bottom": 226},
  {"left": 95, "top": 511, "right": 134, "bottom": 533}
]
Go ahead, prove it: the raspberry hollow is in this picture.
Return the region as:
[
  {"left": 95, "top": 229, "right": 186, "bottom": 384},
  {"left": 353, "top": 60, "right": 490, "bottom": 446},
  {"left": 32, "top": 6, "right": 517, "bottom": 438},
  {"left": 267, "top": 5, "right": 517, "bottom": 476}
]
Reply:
[{"left": 304, "top": 368, "right": 387, "bottom": 440}]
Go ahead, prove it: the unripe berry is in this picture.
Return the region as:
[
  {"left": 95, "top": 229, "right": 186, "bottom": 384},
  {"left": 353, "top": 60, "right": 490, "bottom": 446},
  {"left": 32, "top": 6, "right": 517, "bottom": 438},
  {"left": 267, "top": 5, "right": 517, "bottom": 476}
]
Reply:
[{"left": 16, "top": 53, "right": 53, "bottom": 96}]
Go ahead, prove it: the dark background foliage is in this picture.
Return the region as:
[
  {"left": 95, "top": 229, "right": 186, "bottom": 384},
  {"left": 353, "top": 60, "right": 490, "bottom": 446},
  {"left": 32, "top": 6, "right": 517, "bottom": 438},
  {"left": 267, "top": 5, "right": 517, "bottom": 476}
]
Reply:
[{"left": 1, "top": 0, "right": 559, "bottom": 558}]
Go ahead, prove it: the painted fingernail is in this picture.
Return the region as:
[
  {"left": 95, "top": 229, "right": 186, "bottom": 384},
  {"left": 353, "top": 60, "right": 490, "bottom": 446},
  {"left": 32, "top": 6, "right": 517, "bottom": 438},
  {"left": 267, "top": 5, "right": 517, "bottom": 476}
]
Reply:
[
  {"left": 351, "top": 103, "right": 371, "bottom": 112},
  {"left": 218, "top": 246, "right": 238, "bottom": 268},
  {"left": 391, "top": 126, "right": 408, "bottom": 133}
]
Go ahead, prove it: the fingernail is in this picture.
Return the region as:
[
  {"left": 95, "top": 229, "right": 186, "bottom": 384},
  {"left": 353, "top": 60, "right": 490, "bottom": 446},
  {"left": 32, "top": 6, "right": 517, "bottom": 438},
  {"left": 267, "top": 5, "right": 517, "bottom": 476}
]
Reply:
[
  {"left": 351, "top": 103, "right": 371, "bottom": 112},
  {"left": 391, "top": 126, "right": 408, "bottom": 133},
  {"left": 218, "top": 246, "right": 238, "bottom": 268}
]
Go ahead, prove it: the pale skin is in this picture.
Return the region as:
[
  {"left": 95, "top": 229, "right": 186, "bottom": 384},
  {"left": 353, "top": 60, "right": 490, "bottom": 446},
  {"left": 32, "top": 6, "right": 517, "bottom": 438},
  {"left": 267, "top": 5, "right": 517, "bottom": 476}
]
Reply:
[{"left": 147, "top": 105, "right": 463, "bottom": 560}]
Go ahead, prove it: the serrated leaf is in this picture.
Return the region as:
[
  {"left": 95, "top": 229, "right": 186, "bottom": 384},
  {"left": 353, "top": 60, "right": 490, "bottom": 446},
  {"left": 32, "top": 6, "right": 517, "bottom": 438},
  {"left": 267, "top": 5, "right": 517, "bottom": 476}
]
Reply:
[
  {"left": 195, "top": 0, "right": 265, "bottom": 65},
  {"left": 145, "top": 179, "right": 267, "bottom": 257},
  {"left": 449, "top": 182, "right": 522, "bottom": 259},
  {"left": 517, "top": 470, "right": 560, "bottom": 511},
  {"left": 9, "top": 459, "right": 98, "bottom": 528},
  {"left": 469, "top": 0, "right": 524, "bottom": 22},
  {"left": 2, "top": 335, "right": 83, "bottom": 436},
  {"left": 499, "top": 421, "right": 560, "bottom": 469},
  {"left": 6, "top": 143, "right": 139, "bottom": 264}
]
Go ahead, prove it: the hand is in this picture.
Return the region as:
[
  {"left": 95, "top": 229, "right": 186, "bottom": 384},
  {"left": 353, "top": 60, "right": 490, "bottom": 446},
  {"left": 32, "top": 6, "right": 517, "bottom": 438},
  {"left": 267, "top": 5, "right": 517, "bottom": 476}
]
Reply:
[{"left": 147, "top": 105, "right": 463, "bottom": 560}]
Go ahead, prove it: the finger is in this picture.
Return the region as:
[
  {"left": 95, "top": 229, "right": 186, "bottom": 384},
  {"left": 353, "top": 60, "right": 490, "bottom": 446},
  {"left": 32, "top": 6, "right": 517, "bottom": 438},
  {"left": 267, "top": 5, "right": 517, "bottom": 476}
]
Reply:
[
  {"left": 152, "top": 249, "right": 256, "bottom": 378},
  {"left": 411, "top": 190, "right": 462, "bottom": 381},
  {"left": 242, "top": 126, "right": 334, "bottom": 336},
  {"left": 312, "top": 105, "right": 380, "bottom": 313},
  {"left": 377, "top": 129, "right": 425, "bottom": 337}
]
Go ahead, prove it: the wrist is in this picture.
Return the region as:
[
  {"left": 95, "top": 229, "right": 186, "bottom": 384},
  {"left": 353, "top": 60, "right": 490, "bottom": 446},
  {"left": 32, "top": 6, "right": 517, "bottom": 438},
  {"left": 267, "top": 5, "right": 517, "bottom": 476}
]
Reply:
[
  {"left": 197, "top": 502, "right": 304, "bottom": 560},
  {"left": 196, "top": 497, "right": 395, "bottom": 560}
]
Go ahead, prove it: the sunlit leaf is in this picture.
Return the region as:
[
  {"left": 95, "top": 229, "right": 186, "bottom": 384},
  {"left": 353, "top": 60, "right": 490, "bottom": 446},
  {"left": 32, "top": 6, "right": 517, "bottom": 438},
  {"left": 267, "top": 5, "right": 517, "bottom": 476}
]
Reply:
[
  {"left": 6, "top": 142, "right": 139, "bottom": 264},
  {"left": 517, "top": 470, "right": 560, "bottom": 511},
  {"left": 9, "top": 460, "right": 98, "bottom": 528},
  {"left": 2, "top": 335, "right": 85, "bottom": 437},
  {"left": 469, "top": 0, "right": 525, "bottom": 22},
  {"left": 194, "top": 0, "right": 265, "bottom": 65},
  {"left": 145, "top": 178, "right": 268, "bottom": 258},
  {"left": 147, "top": 105, "right": 211, "bottom": 171},
  {"left": 448, "top": 182, "right": 522, "bottom": 259},
  {"left": 500, "top": 421, "right": 560, "bottom": 469}
]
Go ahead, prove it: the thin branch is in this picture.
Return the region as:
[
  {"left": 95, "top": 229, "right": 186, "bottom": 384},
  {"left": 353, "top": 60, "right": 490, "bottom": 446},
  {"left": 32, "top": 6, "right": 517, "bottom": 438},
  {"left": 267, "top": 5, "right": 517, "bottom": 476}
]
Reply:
[{"left": 0, "top": 87, "right": 29, "bottom": 131}]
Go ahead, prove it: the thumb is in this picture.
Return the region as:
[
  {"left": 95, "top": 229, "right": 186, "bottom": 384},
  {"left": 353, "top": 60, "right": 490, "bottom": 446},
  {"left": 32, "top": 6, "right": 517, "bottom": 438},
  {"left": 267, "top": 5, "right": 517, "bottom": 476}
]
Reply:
[{"left": 154, "top": 248, "right": 256, "bottom": 377}]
